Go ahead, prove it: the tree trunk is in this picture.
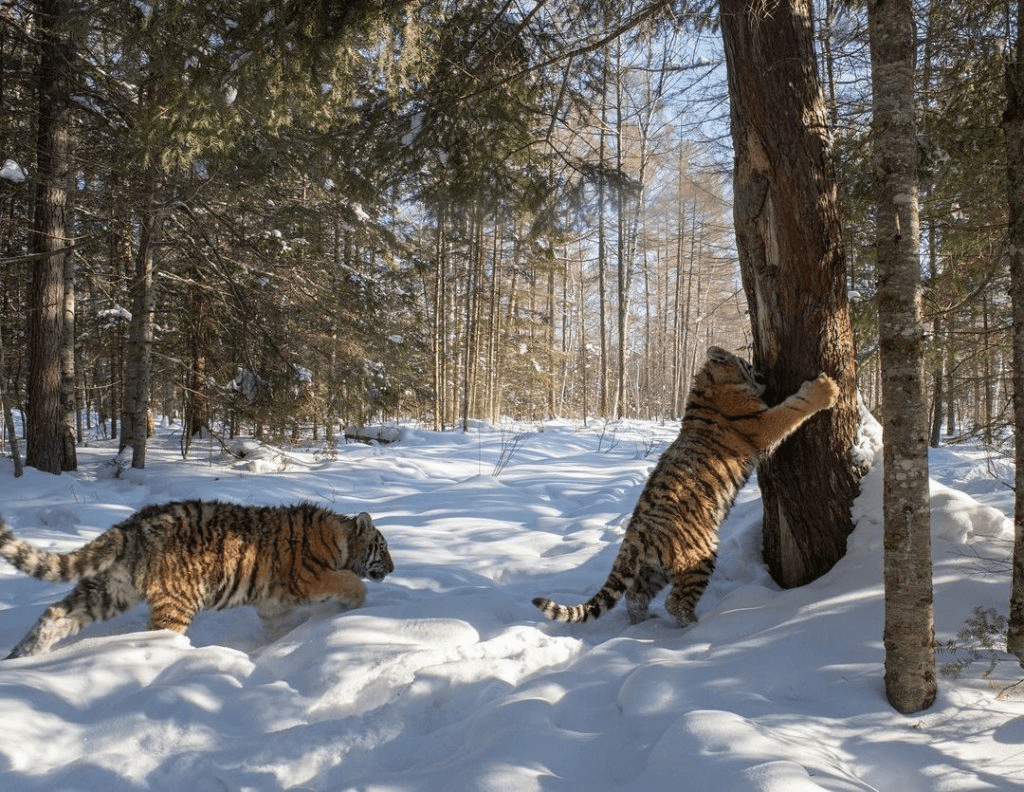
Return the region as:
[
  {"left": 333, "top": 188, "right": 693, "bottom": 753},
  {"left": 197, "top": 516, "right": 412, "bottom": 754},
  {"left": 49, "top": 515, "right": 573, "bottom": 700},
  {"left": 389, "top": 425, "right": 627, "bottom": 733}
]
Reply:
[
  {"left": 869, "top": 0, "right": 936, "bottom": 714},
  {"left": 719, "top": 0, "right": 860, "bottom": 588},
  {"left": 120, "top": 180, "right": 157, "bottom": 469},
  {"left": 26, "top": 0, "right": 76, "bottom": 474},
  {"left": 0, "top": 321, "right": 23, "bottom": 477},
  {"left": 614, "top": 42, "right": 628, "bottom": 420},
  {"left": 927, "top": 217, "right": 944, "bottom": 447},
  {"left": 60, "top": 237, "right": 76, "bottom": 469},
  {"left": 1003, "top": 0, "right": 1024, "bottom": 662},
  {"left": 597, "top": 64, "right": 610, "bottom": 418},
  {"left": 430, "top": 208, "right": 448, "bottom": 431},
  {"left": 182, "top": 266, "right": 209, "bottom": 458}
]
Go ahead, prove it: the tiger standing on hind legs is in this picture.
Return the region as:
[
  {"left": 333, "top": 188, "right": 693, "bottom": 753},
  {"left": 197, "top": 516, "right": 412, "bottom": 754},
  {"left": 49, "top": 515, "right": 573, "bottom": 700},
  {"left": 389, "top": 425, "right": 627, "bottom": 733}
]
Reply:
[{"left": 533, "top": 345, "right": 839, "bottom": 628}]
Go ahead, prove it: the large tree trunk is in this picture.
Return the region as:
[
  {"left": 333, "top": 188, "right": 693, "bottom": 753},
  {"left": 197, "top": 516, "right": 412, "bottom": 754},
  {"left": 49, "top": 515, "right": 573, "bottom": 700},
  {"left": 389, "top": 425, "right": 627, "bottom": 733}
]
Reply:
[
  {"left": 869, "top": 0, "right": 936, "bottom": 714},
  {"left": 26, "top": 0, "right": 76, "bottom": 474},
  {"left": 719, "top": 0, "right": 860, "bottom": 588},
  {"left": 1004, "top": 0, "right": 1024, "bottom": 662}
]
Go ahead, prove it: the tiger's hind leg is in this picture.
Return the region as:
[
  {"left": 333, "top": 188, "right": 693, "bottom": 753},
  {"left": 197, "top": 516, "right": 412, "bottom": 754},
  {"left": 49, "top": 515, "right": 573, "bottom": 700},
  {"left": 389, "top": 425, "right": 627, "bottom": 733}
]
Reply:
[
  {"left": 6, "top": 573, "right": 142, "bottom": 658},
  {"left": 664, "top": 558, "right": 716, "bottom": 627},
  {"left": 625, "top": 569, "right": 667, "bottom": 625}
]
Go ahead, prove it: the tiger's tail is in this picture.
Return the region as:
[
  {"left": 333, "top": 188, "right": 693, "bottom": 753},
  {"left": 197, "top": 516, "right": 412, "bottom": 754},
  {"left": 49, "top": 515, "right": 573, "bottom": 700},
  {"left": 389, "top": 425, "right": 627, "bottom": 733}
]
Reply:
[
  {"left": 0, "top": 518, "right": 124, "bottom": 582},
  {"left": 532, "top": 544, "right": 635, "bottom": 623},
  {"left": 532, "top": 581, "right": 625, "bottom": 623}
]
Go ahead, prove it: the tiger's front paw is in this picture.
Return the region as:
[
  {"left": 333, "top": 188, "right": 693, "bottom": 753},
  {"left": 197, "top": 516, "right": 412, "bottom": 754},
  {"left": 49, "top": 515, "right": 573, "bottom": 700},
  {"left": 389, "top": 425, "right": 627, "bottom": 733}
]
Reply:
[{"left": 799, "top": 373, "right": 840, "bottom": 410}]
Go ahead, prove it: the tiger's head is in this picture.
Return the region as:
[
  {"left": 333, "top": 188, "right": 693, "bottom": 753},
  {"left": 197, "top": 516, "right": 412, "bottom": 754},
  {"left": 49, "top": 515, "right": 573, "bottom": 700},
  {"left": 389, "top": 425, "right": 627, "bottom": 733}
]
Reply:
[
  {"left": 350, "top": 512, "right": 395, "bottom": 581},
  {"left": 704, "top": 346, "right": 766, "bottom": 397}
]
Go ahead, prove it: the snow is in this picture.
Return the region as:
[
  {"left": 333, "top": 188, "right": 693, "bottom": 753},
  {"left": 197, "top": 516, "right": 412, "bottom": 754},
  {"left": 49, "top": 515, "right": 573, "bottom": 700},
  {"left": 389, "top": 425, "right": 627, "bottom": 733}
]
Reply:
[
  {"left": 0, "top": 416, "right": 1022, "bottom": 791},
  {"left": 402, "top": 112, "right": 425, "bottom": 146},
  {"left": 1, "top": 159, "right": 26, "bottom": 183}
]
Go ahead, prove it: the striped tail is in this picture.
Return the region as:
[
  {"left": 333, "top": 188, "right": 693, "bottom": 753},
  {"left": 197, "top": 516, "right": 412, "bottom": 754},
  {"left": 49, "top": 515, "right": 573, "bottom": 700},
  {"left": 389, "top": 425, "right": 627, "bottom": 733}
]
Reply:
[
  {"left": 532, "top": 570, "right": 629, "bottom": 623},
  {"left": 0, "top": 519, "right": 123, "bottom": 582},
  {"left": 532, "top": 592, "right": 616, "bottom": 623},
  {"left": 533, "top": 535, "right": 640, "bottom": 623}
]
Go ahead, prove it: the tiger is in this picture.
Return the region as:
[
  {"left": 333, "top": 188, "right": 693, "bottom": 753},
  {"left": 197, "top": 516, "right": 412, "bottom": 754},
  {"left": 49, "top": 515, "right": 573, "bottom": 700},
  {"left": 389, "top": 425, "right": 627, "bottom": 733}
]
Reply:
[
  {"left": 533, "top": 345, "right": 839, "bottom": 628},
  {"left": 0, "top": 500, "right": 394, "bottom": 658}
]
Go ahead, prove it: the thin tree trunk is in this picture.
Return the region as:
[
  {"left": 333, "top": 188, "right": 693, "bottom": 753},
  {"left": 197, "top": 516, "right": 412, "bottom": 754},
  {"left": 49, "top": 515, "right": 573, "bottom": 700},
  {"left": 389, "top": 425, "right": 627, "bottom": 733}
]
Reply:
[
  {"left": 720, "top": 0, "right": 860, "bottom": 587},
  {"left": 928, "top": 216, "right": 944, "bottom": 447},
  {"left": 945, "top": 315, "right": 956, "bottom": 436},
  {"left": 1003, "top": 0, "right": 1024, "bottom": 661},
  {"left": 869, "top": 0, "right": 936, "bottom": 714},
  {"left": 614, "top": 42, "right": 627, "bottom": 420},
  {"left": 0, "top": 321, "right": 23, "bottom": 476},
  {"left": 460, "top": 210, "right": 483, "bottom": 430},
  {"left": 671, "top": 192, "right": 685, "bottom": 417},
  {"left": 433, "top": 209, "right": 447, "bottom": 431},
  {"left": 487, "top": 226, "right": 502, "bottom": 423},
  {"left": 547, "top": 260, "right": 556, "bottom": 419},
  {"left": 60, "top": 234, "right": 76, "bottom": 469},
  {"left": 597, "top": 64, "right": 610, "bottom": 418},
  {"left": 120, "top": 177, "right": 157, "bottom": 469}
]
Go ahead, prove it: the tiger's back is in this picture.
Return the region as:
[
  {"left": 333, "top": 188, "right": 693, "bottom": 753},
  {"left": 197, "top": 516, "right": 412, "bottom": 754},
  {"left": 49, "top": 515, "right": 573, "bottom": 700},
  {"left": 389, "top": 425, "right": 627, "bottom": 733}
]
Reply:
[
  {"left": 533, "top": 346, "right": 839, "bottom": 627},
  {"left": 0, "top": 500, "right": 394, "bottom": 658}
]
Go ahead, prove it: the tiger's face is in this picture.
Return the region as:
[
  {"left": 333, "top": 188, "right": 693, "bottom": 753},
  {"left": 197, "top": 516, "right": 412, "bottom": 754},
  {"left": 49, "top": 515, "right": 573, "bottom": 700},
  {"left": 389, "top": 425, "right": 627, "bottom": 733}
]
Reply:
[
  {"left": 705, "top": 346, "right": 766, "bottom": 397},
  {"left": 350, "top": 512, "right": 395, "bottom": 581}
]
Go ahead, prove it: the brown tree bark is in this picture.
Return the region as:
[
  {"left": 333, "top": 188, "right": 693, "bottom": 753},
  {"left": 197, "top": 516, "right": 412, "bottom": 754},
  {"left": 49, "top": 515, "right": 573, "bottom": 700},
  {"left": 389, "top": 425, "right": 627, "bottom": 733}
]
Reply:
[
  {"left": 120, "top": 179, "right": 157, "bottom": 469},
  {"left": 719, "top": 0, "right": 860, "bottom": 587},
  {"left": 60, "top": 235, "right": 76, "bottom": 469},
  {"left": 869, "top": 0, "right": 936, "bottom": 713},
  {"left": 26, "top": 0, "right": 76, "bottom": 474}
]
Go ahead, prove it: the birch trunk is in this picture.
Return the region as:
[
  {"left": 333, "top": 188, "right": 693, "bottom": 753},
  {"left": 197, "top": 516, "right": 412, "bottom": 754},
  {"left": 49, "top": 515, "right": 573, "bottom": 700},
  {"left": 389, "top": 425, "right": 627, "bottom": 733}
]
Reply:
[{"left": 868, "top": 0, "right": 936, "bottom": 713}]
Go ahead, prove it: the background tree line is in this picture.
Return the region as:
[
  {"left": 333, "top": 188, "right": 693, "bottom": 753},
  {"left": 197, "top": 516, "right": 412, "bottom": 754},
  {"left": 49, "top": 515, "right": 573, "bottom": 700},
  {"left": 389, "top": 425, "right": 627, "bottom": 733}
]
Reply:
[
  {"left": 0, "top": 0, "right": 745, "bottom": 472},
  {"left": 0, "top": 0, "right": 1017, "bottom": 464}
]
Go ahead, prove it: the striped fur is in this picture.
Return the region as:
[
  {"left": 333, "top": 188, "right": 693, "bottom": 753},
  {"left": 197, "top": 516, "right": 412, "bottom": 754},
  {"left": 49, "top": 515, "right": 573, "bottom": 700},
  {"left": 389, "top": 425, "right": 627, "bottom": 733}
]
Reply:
[
  {"left": 533, "top": 346, "right": 839, "bottom": 628},
  {"left": 0, "top": 500, "right": 393, "bottom": 658}
]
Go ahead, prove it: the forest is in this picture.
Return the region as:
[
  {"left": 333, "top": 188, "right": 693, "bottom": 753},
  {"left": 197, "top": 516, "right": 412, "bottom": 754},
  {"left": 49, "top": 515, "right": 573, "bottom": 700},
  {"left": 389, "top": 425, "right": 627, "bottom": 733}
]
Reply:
[{"left": 1, "top": 0, "right": 1011, "bottom": 466}]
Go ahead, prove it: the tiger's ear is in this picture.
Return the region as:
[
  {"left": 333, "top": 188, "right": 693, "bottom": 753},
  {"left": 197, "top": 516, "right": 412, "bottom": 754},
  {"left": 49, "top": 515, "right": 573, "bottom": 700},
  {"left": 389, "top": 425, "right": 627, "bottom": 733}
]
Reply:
[
  {"left": 707, "top": 346, "right": 731, "bottom": 363},
  {"left": 354, "top": 512, "right": 374, "bottom": 533}
]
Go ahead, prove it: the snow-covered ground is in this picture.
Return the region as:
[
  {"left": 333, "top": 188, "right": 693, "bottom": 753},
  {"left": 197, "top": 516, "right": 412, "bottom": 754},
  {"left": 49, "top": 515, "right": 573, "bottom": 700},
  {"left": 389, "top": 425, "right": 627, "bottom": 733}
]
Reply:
[{"left": 0, "top": 415, "right": 1021, "bottom": 791}]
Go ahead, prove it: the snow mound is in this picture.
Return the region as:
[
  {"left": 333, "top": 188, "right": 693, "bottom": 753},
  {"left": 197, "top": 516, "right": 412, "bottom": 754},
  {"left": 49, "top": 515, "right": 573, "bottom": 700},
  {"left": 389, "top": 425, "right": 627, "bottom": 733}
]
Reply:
[{"left": 930, "top": 479, "right": 1011, "bottom": 542}]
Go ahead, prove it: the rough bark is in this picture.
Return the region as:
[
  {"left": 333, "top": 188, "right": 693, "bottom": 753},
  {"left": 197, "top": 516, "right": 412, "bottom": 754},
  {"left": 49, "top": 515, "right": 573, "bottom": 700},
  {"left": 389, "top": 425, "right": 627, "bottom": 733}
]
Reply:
[
  {"left": 1004, "top": 0, "right": 1024, "bottom": 662},
  {"left": 26, "top": 0, "right": 76, "bottom": 474},
  {"left": 719, "top": 0, "right": 860, "bottom": 588},
  {"left": 869, "top": 0, "right": 936, "bottom": 713},
  {"left": 60, "top": 238, "right": 77, "bottom": 470},
  {"left": 120, "top": 185, "right": 157, "bottom": 469}
]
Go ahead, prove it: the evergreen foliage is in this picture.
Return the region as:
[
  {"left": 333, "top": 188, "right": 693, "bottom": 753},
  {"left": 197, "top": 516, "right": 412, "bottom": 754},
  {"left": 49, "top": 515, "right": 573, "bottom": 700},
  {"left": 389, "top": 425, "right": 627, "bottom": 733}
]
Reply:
[{"left": 0, "top": 0, "right": 1016, "bottom": 454}]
